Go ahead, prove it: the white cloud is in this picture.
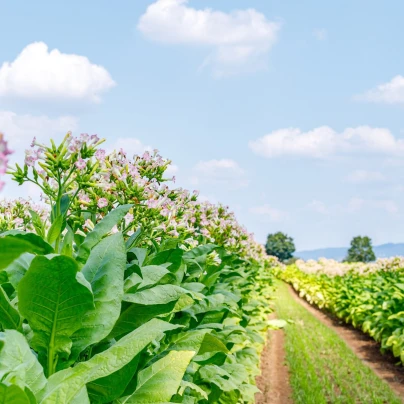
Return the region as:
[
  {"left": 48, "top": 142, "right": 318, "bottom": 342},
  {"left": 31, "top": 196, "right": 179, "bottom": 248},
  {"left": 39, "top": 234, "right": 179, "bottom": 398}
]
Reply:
[
  {"left": 307, "top": 200, "right": 329, "bottom": 214},
  {"left": 313, "top": 29, "right": 327, "bottom": 41},
  {"left": 346, "top": 170, "right": 385, "bottom": 184},
  {"left": 0, "top": 42, "right": 115, "bottom": 102},
  {"left": 357, "top": 75, "right": 404, "bottom": 104},
  {"left": 249, "top": 204, "right": 289, "bottom": 222},
  {"left": 109, "top": 138, "right": 152, "bottom": 157},
  {"left": 0, "top": 110, "right": 78, "bottom": 164},
  {"left": 347, "top": 198, "right": 398, "bottom": 214},
  {"left": 138, "top": 0, "right": 280, "bottom": 76},
  {"left": 192, "top": 158, "right": 247, "bottom": 189},
  {"left": 249, "top": 126, "right": 404, "bottom": 158}
]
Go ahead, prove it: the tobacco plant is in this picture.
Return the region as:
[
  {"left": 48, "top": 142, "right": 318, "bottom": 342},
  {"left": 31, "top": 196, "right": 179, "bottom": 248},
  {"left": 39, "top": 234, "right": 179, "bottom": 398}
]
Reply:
[
  {"left": 0, "top": 133, "right": 274, "bottom": 403},
  {"left": 279, "top": 264, "right": 404, "bottom": 363}
]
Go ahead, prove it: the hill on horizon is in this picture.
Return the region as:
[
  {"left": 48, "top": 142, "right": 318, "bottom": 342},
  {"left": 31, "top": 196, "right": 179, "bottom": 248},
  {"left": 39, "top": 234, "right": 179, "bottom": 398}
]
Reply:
[{"left": 296, "top": 243, "right": 404, "bottom": 261}]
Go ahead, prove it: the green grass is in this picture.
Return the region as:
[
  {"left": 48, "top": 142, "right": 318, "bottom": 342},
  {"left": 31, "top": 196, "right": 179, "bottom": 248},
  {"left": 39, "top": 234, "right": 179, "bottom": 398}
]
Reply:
[{"left": 274, "top": 281, "right": 401, "bottom": 404}]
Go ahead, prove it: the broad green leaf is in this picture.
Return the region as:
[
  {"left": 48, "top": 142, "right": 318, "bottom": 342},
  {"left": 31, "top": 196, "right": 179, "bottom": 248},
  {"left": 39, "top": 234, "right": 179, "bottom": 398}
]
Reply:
[
  {"left": 0, "top": 330, "right": 46, "bottom": 396},
  {"left": 66, "top": 233, "right": 126, "bottom": 366},
  {"left": 40, "top": 319, "right": 179, "bottom": 404},
  {"left": 137, "top": 265, "right": 171, "bottom": 290},
  {"left": 0, "top": 236, "right": 51, "bottom": 271},
  {"left": 0, "top": 286, "right": 22, "bottom": 330},
  {"left": 159, "top": 330, "right": 228, "bottom": 364},
  {"left": 18, "top": 256, "right": 94, "bottom": 376},
  {"left": 2, "top": 253, "right": 34, "bottom": 289},
  {"left": 124, "top": 273, "right": 142, "bottom": 293},
  {"left": 0, "top": 383, "right": 33, "bottom": 404},
  {"left": 185, "top": 294, "right": 230, "bottom": 317},
  {"left": 198, "top": 365, "right": 238, "bottom": 392},
  {"left": 123, "top": 285, "right": 191, "bottom": 305},
  {"left": 128, "top": 248, "right": 147, "bottom": 267},
  {"left": 70, "top": 387, "right": 90, "bottom": 404},
  {"left": 110, "top": 302, "right": 178, "bottom": 338},
  {"left": 123, "top": 350, "right": 195, "bottom": 403},
  {"left": 47, "top": 215, "right": 65, "bottom": 245},
  {"left": 112, "top": 286, "right": 193, "bottom": 337},
  {"left": 87, "top": 355, "right": 139, "bottom": 404},
  {"left": 11, "top": 234, "right": 53, "bottom": 255},
  {"left": 146, "top": 249, "right": 183, "bottom": 273},
  {"left": 183, "top": 244, "right": 217, "bottom": 261},
  {"left": 76, "top": 205, "right": 132, "bottom": 263},
  {"left": 179, "top": 380, "right": 208, "bottom": 400},
  {"left": 182, "top": 283, "right": 206, "bottom": 293},
  {"left": 125, "top": 228, "right": 142, "bottom": 250}
]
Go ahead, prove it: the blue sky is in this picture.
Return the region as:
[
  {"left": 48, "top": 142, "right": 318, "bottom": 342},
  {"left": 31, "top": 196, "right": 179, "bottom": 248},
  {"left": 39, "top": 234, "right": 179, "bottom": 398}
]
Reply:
[{"left": 1, "top": 0, "right": 404, "bottom": 250}]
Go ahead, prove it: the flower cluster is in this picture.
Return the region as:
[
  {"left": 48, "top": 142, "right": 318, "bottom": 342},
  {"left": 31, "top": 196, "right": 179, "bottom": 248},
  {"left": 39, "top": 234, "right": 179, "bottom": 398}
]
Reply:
[
  {"left": 0, "top": 133, "right": 12, "bottom": 191},
  {"left": 9, "top": 133, "right": 268, "bottom": 262},
  {"left": 291, "top": 257, "right": 404, "bottom": 277},
  {"left": 0, "top": 198, "right": 48, "bottom": 233}
]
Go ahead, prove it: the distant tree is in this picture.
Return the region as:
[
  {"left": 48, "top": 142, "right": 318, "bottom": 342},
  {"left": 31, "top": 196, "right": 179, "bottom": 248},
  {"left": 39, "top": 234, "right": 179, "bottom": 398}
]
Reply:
[
  {"left": 344, "top": 236, "right": 376, "bottom": 263},
  {"left": 265, "top": 232, "right": 296, "bottom": 262}
]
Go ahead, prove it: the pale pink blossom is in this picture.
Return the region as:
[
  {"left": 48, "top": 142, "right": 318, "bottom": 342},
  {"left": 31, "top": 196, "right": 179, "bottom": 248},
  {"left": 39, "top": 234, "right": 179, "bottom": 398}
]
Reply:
[{"left": 97, "top": 198, "right": 108, "bottom": 208}]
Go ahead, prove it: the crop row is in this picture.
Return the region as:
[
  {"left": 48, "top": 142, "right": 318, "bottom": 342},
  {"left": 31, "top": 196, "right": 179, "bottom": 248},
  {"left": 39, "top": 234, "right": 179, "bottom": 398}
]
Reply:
[
  {"left": 0, "top": 133, "right": 275, "bottom": 403},
  {"left": 279, "top": 264, "right": 404, "bottom": 363}
]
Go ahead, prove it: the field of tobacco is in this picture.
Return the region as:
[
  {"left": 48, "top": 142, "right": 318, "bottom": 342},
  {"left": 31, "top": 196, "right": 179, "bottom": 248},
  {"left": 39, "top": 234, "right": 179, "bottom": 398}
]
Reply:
[
  {"left": 279, "top": 258, "right": 404, "bottom": 363},
  {"left": 0, "top": 133, "right": 276, "bottom": 403}
]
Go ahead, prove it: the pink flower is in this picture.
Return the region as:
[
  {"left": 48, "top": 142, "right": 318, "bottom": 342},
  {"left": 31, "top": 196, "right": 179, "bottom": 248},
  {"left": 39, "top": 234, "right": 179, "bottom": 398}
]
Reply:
[
  {"left": 90, "top": 134, "right": 100, "bottom": 144},
  {"left": 97, "top": 198, "right": 108, "bottom": 208},
  {"left": 75, "top": 159, "right": 86, "bottom": 170},
  {"left": 124, "top": 212, "right": 134, "bottom": 225},
  {"left": 95, "top": 149, "right": 106, "bottom": 162}
]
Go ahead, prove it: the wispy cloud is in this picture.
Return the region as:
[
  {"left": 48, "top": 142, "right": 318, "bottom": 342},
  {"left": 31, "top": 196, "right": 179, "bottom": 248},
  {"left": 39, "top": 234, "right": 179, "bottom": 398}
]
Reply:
[
  {"left": 138, "top": 0, "right": 281, "bottom": 77},
  {"left": 356, "top": 75, "right": 404, "bottom": 105},
  {"left": 249, "top": 126, "right": 404, "bottom": 158},
  {"left": 191, "top": 158, "right": 248, "bottom": 189}
]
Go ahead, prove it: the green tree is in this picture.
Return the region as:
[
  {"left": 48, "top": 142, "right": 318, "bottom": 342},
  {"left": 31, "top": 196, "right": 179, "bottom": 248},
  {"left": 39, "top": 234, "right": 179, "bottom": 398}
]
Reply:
[
  {"left": 265, "top": 232, "right": 295, "bottom": 262},
  {"left": 344, "top": 236, "right": 376, "bottom": 263}
]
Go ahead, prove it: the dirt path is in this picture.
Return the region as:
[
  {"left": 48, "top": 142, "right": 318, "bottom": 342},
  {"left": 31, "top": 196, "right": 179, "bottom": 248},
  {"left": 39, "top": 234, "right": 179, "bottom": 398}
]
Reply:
[
  {"left": 255, "top": 315, "right": 293, "bottom": 404},
  {"left": 288, "top": 284, "right": 404, "bottom": 401}
]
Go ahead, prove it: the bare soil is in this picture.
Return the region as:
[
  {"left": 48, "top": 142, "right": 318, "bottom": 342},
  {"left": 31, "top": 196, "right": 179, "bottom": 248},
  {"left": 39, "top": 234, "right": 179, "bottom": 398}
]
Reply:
[
  {"left": 255, "top": 315, "right": 294, "bottom": 404},
  {"left": 288, "top": 285, "right": 404, "bottom": 401}
]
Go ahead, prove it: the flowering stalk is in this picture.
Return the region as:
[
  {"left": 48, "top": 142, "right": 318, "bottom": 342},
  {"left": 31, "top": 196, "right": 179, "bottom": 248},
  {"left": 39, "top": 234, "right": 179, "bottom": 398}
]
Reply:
[{"left": 9, "top": 132, "right": 105, "bottom": 251}]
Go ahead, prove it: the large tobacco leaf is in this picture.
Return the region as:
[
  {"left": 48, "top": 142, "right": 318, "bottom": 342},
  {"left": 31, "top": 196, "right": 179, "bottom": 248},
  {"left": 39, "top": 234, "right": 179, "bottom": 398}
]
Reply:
[
  {"left": 122, "top": 350, "right": 195, "bottom": 403},
  {"left": 17, "top": 255, "right": 94, "bottom": 375},
  {"left": 65, "top": 232, "right": 126, "bottom": 366},
  {"left": 0, "top": 286, "right": 22, "bottom": 330},
  {"left": 0, "top": 382, "right": 34, "bottom": 404},
  {"left": 110, "top": 285, "right": 194, "bottom": 337},
  {"left": 0, "top": 235, "right": 52, "bottom": 271},
  {"left": 40, "top": 319, "right": 179, "bottom": 403},
  {"left": 2, "top": 253, "right": 34, "bottom": 290},
  {"left": 0, "top": 330, "right": 47, "bottom": 396}
]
